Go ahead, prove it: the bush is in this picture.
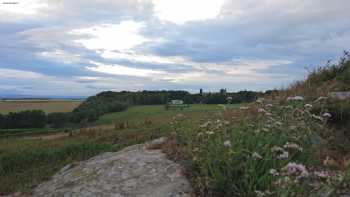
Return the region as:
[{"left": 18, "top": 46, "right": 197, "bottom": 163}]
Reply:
[
  {"left": 71, "top": 99, "right": 128, "bottom": 123},
  {"left": 47, "top": 112, "right": 71, "bottom": 128},
  {"left": 0, "top": 110, "right": 46, "bottom": 129}
]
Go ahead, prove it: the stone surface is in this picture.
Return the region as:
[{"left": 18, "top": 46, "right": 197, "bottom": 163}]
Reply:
[
  {"left": 32, "top": 138, "right": 192, "bottom": 197},
  {"left": 329, "top": 91, "right": 350, "bottom": 100}
]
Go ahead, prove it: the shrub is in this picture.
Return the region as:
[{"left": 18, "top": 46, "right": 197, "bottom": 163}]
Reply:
[
  {"left": 71, "top": 99, "right": 128, "bottom": 123},
  {"left": 1, "top": 110, "right": 46, "bottom": 129},
  {"left": 47, "top": 112, "right": 71, "bottom": 128}
]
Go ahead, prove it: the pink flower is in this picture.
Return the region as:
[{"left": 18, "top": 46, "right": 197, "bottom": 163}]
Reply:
[{"left": 283, "top": 162, "right": 309, "bottom": 179}]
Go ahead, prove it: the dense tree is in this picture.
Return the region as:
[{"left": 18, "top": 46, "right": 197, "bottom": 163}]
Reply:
[
  {"left": 47, "top": 112, "right": 71, "bottom": 128},
  {"left": 0, "top": 110, "right": 46, "bottom": 129}
]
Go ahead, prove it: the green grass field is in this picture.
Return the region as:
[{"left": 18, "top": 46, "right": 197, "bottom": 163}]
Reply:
[
  {"left": 0, "top": 100, "right": 82, "bottom": 114},
  {"left": 97, "top": 104, "right": 238, "bottom": 124},
  {"left": 0, "top": 104, "right": 241, "bottom": 194}
]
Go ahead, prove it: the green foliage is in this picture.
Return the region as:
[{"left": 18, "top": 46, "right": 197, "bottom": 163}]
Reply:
[
  {"left": 71, "top": 95, "right": 128, "bottom": 123},
  {"left": 308, "top": 52, "right": 350, "bottom": 88},
  {"left": 0, "top": 110, "right": 46, "bottom": 129},
  {"left": 47, "top": 112, "right": 71, "bottom": 128},
  {"left": 0, "top": 143, "right": 115, "bottom": 194}
]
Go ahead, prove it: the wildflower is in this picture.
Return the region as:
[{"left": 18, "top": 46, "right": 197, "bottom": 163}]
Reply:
[
  {"left": 199, "top": 121, "right": 212, "bottom": 128},
  {"left": 274, "top": 121, "right": 283, "bottom": 126},
  {"left": 262, "top": 128, "right": 269, "bottom": 132},
  {"left": 223, "top": 120, "right": 230, "bottom": 125},
  {"left": 283, "top": 162, "right": 309, "bottom": 179},
  {"left": 274, "top": 177, "right": 291, "bottom": 188},
  {"left": 265, "top": 103, "right": 273, "bottom": 108},
  {"left": 277, "top": 151, "right": 289, "bottom": 160},
  {"left": 314, "top": 171, "right": 329, "bottom": 179},
  {"left": 271, "top": 146, "right": 284, "bottom": 153},
  {"left": 255, "top": 190, "right": 271, "bottom": 197},
  {"left": 322, "top": 112, "right": 332, "bottom": 118},
  {"left": 258, "top": 108, "right": 266, "bottom": 113},
  {"left": 283, "top": 142, "right": 303, "bottom": 152},
  {"left": 287, "top": 96, "right": 304, "bottom": 101},
  {"left": 304, "top": 104, "right": 313, "bottom": 109},
  {"left": 269, "top": 169, "right": 279, "bottom": 176},
  {"left": 252, "top": 152, "right": 263, "bottom": 160},
  {"left": 265, "top": 112, "right": 272, "bottom": 116},
  {"left": 255, "top": 190, "right": 265, "bottom": 197},
  {"left": 312, "top": 114, "right": 324, "bottom": 121},
  {"left": 256, "top": 98, "right": 265, "bottom": 104},
  {"left": 314, "top": 96, "right": 328, "bottom": 103},
  {"left": 223, "top": 140, "right": 232, "bottom": 148},
  {"left": 248, "top": 123, "right": 255, "bottom": 128},
  {"left": 206, "top": 131, "right": 215, "bottom": 135}
]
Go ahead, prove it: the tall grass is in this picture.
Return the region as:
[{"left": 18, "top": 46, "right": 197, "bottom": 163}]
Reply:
[
  {"left": 171, "top": 100, "right": 347, "bottom": 196},
  {"left": 0, "top": 143, "right": 115, "bottom": 194}
]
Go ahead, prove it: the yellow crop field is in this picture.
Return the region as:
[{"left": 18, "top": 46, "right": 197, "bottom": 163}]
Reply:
[{"left": 0, "top": 100, "right": 82, "bottom": 114}]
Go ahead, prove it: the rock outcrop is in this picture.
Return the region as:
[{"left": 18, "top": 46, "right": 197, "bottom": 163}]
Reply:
[{"left": 32, "top": 138, "right": 192, "bottom": 197}]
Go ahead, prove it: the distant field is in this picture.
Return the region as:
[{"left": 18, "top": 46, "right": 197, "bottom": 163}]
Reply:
[{"left": 0, "top": 100, "right": 82, "bottom": 114}]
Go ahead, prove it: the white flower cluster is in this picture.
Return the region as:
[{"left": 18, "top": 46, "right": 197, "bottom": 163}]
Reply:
[
  {"left": 286, "top": 96, "right": 304, "bottom": 101},
  {"left": 271, "top": 146, "right": 289, "bottom": 160},
  {"left": 283, "top": 142, "right": 303, "bottom": 152}
]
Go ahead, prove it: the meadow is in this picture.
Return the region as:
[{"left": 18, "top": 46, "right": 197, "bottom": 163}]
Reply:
[
  {"left": 0, "top": 100, "right": 82, "bottom": 114},
  {"left": 0, "top": 104, "right": 241, "bottom": 195}
]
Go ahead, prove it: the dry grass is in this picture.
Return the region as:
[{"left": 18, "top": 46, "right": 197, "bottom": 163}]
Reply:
[{"left": 0, "top": 100, "right": 81, "bottom": 114}]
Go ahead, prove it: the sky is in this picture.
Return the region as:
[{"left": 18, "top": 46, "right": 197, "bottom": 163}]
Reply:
[{"left": 0, "top": 0, "right": 349, "bottom": 96}]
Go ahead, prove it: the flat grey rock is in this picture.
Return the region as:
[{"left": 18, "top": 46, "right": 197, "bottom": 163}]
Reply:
[
  {"left": 32, "top": 138, "right": 192, "bottom": 197},
  {"left": 329, "top": 91, "right": 350, "bottom": 100}
]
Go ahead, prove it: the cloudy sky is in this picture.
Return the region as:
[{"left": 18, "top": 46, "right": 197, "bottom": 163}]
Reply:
[{"left": 0, "top": 0, "right": 349, "bottom": 96}]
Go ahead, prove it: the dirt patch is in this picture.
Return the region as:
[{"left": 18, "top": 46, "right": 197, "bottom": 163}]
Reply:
[{"left": 24, "top": 133, "right": 69, "bottom": 140}]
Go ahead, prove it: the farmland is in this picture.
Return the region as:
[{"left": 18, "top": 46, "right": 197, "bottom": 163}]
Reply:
[{"left": 0, "top": 100, "right": 82, "bottom": 114}]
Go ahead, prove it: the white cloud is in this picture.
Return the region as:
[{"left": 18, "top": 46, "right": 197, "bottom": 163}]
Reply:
[
  {"left": 152, "top": 0, "right": 226, "bottom": 24},
  {"left": 39, "top": 50, "right": 82, "bottom": 64},
  {"left": 101, "top": 50, "right": 187, "bottom": 65},
  {"left": 71, "top": 20, "right": 149, "bottom": 51},
  {"left": 0, "top": 0, "right": 49, "bottom": 21},
  {"left": 86, "top": 61, "right": 165, "bottom": 77},
  {"left": 0, "top": 68, "right": 47, "bottom": 79}
]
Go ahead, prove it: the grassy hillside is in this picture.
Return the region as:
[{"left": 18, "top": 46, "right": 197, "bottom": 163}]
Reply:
[
  {"left": 285, "top": 52, "right": 350, "bottom": 99},
  {"left": 0, "top": 104, "right": 240, "bottom": 195},
  {"left": 97, "top": 104, "right": 237, "bottom": 124},
  {"left": 163, "top": 53, "right": 350, "bottom": 196}
]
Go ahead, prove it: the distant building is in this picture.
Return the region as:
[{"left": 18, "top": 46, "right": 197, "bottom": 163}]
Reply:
[
  {"left": 220, "top": 88, "right": 227, "bottom": 95},
  {"left": 169, "top": 100, "right": 184, "bottom": 105}
]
